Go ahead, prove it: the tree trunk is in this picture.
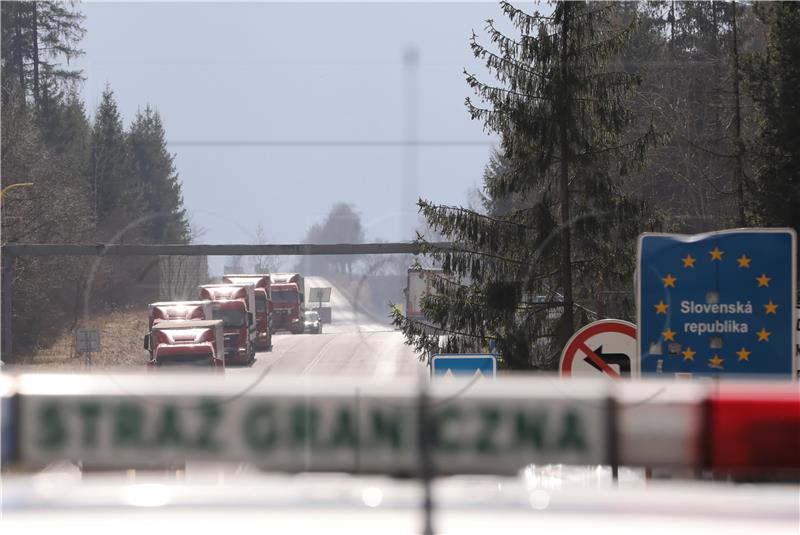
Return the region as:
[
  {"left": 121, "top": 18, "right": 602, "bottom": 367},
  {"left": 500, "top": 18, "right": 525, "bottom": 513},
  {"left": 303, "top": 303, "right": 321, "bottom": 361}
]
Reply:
[
  {"left": 559, "top": 4, "right": 574, "bottom": 337},
  {"left": 669, "top": 1, "right": 676, "bottom": 55},
  {"left": 731, "top": 0, "right": 746, "bottom": 226},
  {"left": 32, "top": 1, "right": 40, "bottom": 106},
  {"left": 15, "top": 7, "right": 25, "bottom": 96}
]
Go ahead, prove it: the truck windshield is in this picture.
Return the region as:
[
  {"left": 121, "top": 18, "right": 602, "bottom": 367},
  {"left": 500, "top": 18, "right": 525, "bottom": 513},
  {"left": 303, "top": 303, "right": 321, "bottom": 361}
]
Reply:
[
  {"left": 272, "top": 290, "right": 298, "bottom": 304},
  {"left": 255, "top": 295, "right": 267, "bottom": 313},
  {"left": 214, "top": 308, "right": 247, "bottom": 328}
]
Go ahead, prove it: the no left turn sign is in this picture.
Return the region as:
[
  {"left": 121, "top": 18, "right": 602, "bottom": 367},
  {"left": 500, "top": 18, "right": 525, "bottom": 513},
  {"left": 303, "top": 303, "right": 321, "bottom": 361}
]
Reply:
[{"left": 560, "top": 319, "right": 638, "bottom": 379}]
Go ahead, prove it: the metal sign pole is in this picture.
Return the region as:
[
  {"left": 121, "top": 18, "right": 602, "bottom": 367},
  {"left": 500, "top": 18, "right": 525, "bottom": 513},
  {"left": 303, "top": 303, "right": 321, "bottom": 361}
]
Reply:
[{"left": 417, "top": 380, "right": 435, "bottom": 535}]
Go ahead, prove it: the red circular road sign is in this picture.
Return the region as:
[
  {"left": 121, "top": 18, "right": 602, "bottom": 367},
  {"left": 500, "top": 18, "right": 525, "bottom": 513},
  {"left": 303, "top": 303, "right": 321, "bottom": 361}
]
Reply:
[{"left": 560, "top": 319, "right": 638, "bottom": 379}]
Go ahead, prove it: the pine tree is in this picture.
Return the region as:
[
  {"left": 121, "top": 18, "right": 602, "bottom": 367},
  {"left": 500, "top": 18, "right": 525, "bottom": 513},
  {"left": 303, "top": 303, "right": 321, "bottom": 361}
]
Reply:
[
  {"left": 742, "top": 2, "right": 800, "bottom": 239},
  {"left": 393, "top": 1, "right": 659, "bottom": 370},
  {"left": 88, "top": 86, "right": 138, "bottom": 232},
  {"left": 128, "top": 106, "right": 190, "bottom": 244},
  {"left": 0, "top": 1, "right": 84, "bottom": 107}
]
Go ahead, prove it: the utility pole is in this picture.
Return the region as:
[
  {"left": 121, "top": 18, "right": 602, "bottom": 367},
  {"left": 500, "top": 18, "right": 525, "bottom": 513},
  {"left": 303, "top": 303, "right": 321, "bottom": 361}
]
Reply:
[{"left": 403, "top": 46, "right": 420, "bottom": 240}]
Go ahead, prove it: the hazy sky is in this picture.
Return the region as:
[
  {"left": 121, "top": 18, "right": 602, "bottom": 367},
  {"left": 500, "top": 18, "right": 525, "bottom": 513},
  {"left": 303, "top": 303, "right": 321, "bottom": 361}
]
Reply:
[{"left": 76, "top": 2, "right": 509, "bottom": 270}]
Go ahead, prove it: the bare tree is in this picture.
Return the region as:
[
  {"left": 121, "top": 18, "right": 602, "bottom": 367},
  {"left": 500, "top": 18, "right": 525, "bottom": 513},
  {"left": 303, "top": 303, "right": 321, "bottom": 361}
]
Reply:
[{"left": 159, "top": 255, "right": 208, "bottom": 301}]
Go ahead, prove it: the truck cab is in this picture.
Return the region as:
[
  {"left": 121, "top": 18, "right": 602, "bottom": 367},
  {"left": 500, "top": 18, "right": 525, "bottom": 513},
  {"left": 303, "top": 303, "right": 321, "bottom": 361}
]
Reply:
[
  {"left": 270, "top": 273, "right": 305, "bottom": 334},
  {"left": 223, "top": 274, "right": 273, "bottom": 351},
  {"left": 145, "top": 320, "right": 225, "bottom": 370},
  {"left": 148, "top": 300, "right": 214, "bottom": 330},
  {"left": 199, "top": 284, "right": 256, "bottom": 365}
]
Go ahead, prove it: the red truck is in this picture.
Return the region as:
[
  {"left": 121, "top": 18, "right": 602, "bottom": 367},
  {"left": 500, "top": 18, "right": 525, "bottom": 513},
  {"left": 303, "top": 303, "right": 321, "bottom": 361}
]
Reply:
[
  {"left": 223, "top": 274, "right": 272, "bottom": 351},
  {"left": 145, "top": 319, "right": 225, "bottom": 370},
  {"left": 147, "top": 300, "right": 213, "bottom": 330},
  {"left": 199, "top": 283, "right": 257, "bottom": 365},
  {"left": 270, "top": 273, "right": 305, "bottom": 334}
]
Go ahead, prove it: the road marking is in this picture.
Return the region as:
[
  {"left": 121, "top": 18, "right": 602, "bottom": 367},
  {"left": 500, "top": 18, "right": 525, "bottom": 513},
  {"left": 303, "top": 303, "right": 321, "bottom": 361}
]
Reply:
[{"left": 302, "top": 335, "right": 341, "bottom": 374}]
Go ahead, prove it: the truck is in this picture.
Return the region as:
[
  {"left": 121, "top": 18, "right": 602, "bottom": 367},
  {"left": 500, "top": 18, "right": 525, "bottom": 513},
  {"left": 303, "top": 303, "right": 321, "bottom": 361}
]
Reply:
[
  {"left": 147, "top": 300, "right": 214, "bottom": 330},
  {"left": 308, "top": 286, "right": 332, "bottom": 324},
  {"left": 405, "top": 268, "right": 444, "bottom": 324},
  {"left": 270, "top": 273, "right": 305, "bottom": 334},
  {"left": 144, "top": 319, "right": 225, "bottom": 370},
  {"left": 222, "top": 274, "right": 272, "bottom": 351},
  {"left": 199, "top": 283, "right": 257, "bottom": 365}
]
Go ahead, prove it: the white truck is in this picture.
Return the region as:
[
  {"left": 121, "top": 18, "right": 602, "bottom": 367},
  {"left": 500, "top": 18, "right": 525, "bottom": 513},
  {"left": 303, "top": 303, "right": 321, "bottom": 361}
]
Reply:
[{"left": 405, "top": 268, "right": 444, "bottom": 323}]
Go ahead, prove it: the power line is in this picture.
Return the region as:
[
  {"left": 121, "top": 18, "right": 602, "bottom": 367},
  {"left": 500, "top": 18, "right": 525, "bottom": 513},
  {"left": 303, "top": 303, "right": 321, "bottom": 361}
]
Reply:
[{"left": 166, "top": 140, "right": 495, "bottom": 147}]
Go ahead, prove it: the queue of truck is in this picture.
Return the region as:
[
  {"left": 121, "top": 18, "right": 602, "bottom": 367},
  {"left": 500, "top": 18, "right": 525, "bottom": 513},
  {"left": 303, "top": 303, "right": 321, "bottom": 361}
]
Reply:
[{"left": 144, "top": 272, "right": 308, "bottom": 370}]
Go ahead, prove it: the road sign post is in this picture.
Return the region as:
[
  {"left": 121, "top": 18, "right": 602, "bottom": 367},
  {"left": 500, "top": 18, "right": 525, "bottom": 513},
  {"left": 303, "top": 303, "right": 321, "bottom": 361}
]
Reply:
[
  {"left": 560, "top": 319, "right": 638, "bottom": 378},
  {"left": 638, "top": 229, "right": 797, "bottom": 379},
  {"left": 75, "top": 329, "right": 101, "bottom": 367}
]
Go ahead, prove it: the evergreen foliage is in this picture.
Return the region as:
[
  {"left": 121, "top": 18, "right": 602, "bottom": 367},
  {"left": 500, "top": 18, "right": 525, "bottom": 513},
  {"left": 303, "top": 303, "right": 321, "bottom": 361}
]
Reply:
[
  {"left": 129, "top": 106, "right": 191, "bottom": 244},
  {"left": 1, "top": 2, "right": 194, "bottom": 355},
  {"left": 0, "top": 1, "right": 84, "bottom": 107},
  {"left": 89, "top": 87, "right": 136, "bottom": 231},
  {"left": 617, "top": 1, "right": 761, "bottom": 231},
  {"left": 393, "top": 1, "right": 660, "bottom": 370},
  {"left": 742, "top": 2, "right": 800, "bottom": 240}
]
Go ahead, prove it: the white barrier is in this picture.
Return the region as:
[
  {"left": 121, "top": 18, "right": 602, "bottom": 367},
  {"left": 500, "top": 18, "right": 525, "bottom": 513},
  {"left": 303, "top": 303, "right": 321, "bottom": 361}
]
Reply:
[{"left": 2, "top": 373, "right": 798, "bottom": 475}]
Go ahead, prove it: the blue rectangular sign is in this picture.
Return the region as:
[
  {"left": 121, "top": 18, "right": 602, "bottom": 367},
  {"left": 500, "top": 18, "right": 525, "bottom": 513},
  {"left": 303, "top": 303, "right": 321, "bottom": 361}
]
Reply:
[
  {"left": 638, "top": 229, "right": 796, "bottom": 378},
  {"left": 431, "top": 354, "right": 497, "bottom": 377}
]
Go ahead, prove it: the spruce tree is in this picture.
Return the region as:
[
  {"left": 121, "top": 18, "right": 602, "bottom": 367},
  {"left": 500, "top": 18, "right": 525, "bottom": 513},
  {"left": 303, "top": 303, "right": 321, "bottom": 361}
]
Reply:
[
  {"left": 742, "top": 2, "right": 800, "bottom": 239},
  {"left": 89, "top": 87, "right": 137, "bottom": 231},
  {"left": 128, "top": 106, "right": 190, "bottom": 244},
  {"left": 393, "top": 1, "right": 658, "bottom": 370},
  {"left": 0, "top": 1, "right": 84, "bottom": 107}
]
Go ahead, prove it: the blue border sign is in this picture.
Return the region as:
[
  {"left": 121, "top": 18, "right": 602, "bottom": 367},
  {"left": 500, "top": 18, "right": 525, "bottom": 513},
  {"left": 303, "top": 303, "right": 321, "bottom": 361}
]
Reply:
[
  {"left": 638, "top": 229, "right": 797, "bottom": 378},
  {"left": 431, "top": 354, "right": 497, "bottom": 378}
]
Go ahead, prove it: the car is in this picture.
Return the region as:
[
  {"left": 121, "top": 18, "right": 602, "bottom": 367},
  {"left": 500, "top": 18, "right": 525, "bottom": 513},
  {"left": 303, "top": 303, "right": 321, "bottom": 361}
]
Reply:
[{"left": 303, "top": 310, "right": 322, "bottom": 334}]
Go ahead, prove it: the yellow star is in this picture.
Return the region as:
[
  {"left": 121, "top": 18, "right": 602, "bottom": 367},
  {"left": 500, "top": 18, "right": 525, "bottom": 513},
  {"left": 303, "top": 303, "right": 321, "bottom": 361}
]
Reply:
[
  {"left": 682, "top": 347, "right": 696, "bottom": 361},
  {"left": 764, "top": 301, "right": 779, "bottom": 314},
  {"left": 756, "top": 274, "right": 771, "bottom": 287},
  {"left": 710, "top": 247, "right": 724, "bottom": 261},
  {"left": 708, "top": 355, "right": 724, "bottom": 369},
  {"left": 737, "top": 254, "right": 751, "bottom": 268},
  {"left": 662, "top": 273, "right": 677, "bottom": 288},
  {"left": 756, "top": 328, "right": 771, "bottom": 342},
  {"left": 662, "top": 328, "right": 676, "bottom": 341},
  {"left": 736, "top": 347, "right": 751, "bottom": 361},
  {"left": 682, "top": 254, "right": 696, "bottom": 268},
  {"left": 654, "top": 300, "right": 668, "bottom": 314}
]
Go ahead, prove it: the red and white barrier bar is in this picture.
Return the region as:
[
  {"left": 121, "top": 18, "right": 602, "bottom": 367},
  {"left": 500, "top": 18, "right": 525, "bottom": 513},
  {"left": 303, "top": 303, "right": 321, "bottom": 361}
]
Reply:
[{"left": 1, "top": 373, "right": 797, "bottom": 475}]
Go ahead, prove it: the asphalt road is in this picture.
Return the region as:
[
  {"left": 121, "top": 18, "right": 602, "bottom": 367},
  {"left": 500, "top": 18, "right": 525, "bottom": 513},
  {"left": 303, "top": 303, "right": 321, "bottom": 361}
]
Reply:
[{"left": 227, "top": 276, "right": 426, "bottom": 378}]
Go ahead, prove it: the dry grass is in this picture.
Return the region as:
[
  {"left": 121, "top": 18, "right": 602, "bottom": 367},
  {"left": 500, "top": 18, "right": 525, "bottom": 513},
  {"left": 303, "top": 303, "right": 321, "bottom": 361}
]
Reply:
[{"left": 11, "top": 309, "right": 150, "bottom": 370}]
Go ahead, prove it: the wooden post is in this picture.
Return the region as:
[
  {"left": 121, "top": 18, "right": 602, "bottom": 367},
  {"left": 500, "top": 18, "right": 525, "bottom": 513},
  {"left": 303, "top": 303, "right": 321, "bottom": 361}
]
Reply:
[{"left": 2, "top": 253, "right": 14, "bottom": 361}]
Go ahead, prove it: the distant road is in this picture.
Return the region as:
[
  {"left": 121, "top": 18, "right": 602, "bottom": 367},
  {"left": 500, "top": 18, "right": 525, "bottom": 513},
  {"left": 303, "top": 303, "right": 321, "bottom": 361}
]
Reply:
[{"left": 227, "top": 276, "right": 425, "bottom": 378}]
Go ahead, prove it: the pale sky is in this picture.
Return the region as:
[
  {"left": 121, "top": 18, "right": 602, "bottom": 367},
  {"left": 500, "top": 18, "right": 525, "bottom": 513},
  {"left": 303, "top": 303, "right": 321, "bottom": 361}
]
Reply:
[{"left": 76, "top": 2, "right": 514, "bottom": 272}]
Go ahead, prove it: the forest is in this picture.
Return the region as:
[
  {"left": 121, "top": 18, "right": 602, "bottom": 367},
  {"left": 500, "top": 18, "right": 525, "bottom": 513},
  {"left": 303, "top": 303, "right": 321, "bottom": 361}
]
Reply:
[
  {"left": 2, "top": 2, "right": 192, "bottom": 352},
  {"left": 1, "top": 2, "right": 798, "bottom": 367}
]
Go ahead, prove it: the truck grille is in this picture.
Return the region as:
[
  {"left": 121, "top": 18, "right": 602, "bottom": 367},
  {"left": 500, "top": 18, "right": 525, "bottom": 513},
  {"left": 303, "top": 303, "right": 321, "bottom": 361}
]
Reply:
[
  {"left": 156, "top": 354, "right": 215, "bottom": 367},
  {"left": 223, "top": 333, "right": 239, "bottom": 348}
]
